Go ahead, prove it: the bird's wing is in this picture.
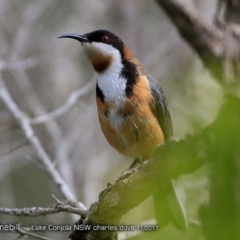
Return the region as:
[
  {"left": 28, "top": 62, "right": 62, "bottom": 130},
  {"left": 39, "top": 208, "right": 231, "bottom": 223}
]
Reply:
[
  {"left": 148, "top": 76, "right": 188, "bottom": 230},
  {"left": 147, "top": 75, "right": 173, "bottom": 140}
]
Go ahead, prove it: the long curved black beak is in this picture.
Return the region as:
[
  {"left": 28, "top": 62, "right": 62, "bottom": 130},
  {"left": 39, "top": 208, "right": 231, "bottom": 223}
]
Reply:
[{"left": 58, "top": 33, "right": 89, "bottom": 43}]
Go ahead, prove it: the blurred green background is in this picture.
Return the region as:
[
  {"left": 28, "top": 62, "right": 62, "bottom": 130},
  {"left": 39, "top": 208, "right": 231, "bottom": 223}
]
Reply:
[{"left": 0, "top": 0, "right": 225, "bottom": 239}]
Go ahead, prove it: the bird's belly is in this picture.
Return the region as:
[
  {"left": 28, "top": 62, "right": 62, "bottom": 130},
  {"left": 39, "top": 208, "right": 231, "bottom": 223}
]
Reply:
[{"left": 98, "top": 107, "right": 165, "bottom": 159}]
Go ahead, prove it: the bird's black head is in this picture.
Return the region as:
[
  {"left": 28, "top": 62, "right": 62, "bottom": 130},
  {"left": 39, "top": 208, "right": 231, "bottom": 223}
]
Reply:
[
  {"left": 58, "top": 29, "right": 125, "bottom": 56},
  {"left": 58, "top": 30, "right": 129, "bottom": 73}
]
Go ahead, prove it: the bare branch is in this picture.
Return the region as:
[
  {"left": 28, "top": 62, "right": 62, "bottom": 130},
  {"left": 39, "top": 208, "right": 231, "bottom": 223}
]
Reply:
[
  {"left": 9, "top": 62, "right": 81, "bottom": 219},
  {"left": 155, "top": 0, "right": 224, "bottom": 83},
  {"left": 3, "top": 56, "right": 84, "bottom": 221},
  {"left": 0, "top": 203, "right": 86, "bottom": 217},
  {"left": 0, "top": 74, "right": 86, "bottom": 211},
  {"left": 29, "top": 78, "right": 95, "bottom": 124}
]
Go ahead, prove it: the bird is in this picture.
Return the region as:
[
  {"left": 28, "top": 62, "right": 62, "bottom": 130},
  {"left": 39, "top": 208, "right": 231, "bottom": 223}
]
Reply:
[{"left": 58, "top": 29, "right": 188, "bottom": 231}]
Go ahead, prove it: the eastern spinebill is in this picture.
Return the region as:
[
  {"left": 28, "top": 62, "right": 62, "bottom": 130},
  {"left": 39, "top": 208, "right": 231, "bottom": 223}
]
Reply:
[{"left": 58, "top": 29, "right": 188, "bottom": 231}]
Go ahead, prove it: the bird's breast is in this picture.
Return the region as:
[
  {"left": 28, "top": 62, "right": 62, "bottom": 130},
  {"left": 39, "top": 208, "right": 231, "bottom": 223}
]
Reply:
[{"left": 96, "top": 75, "right": 165, "bottom": 159}]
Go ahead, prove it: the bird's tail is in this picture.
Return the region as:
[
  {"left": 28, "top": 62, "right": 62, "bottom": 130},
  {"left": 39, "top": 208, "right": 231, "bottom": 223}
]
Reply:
[{"left": 153, "top": 181, "right": 188, "bottom": 231}]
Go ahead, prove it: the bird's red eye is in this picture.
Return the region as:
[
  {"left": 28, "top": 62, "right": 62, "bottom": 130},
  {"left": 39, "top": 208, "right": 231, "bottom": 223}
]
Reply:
[{"left": 102, "top": 36, "right": 109, "bottom": 43}]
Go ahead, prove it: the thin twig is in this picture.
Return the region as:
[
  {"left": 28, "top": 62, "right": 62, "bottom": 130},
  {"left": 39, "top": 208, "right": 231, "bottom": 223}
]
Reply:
[
  {"left": 52, "top": 194, "right": 64, "bottom": 205},
  {"left": 0, "top": 140, "right": 28, "bottom": 157},
  {"left": 25, "top": 155, "right": 46, "bottom": 170},
  {"left": 29, "top": 79, "right": 95, "bottom": 124},
  {"left": 16, "top": 228, "right": 52, "bottom": 240}
]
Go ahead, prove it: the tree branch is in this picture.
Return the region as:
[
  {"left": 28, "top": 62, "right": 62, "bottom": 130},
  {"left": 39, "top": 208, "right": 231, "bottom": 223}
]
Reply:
[
  {"left": 155, "top": 0, "right": 224, "bottom": 83},
  {"left": 70, "top": 125, "right": 212, "bottom": 239}
]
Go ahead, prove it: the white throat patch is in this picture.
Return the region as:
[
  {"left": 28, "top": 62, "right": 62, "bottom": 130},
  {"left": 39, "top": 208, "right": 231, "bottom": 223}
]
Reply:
[
  {"left": 97, "top": 65, "right": 126, "bottom": 106},
  {"left": 83, "top": 42, "right": 127, "bottom": 105}
]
